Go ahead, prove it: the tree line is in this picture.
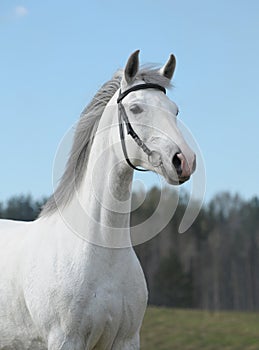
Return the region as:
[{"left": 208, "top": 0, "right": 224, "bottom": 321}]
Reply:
[
  {"left": 133, "top": 188, "right": 259, "bottom": 311},
  {"left": 0, "top": 190, "right": 258, "bottom": 311},
  {"left": 0, "top": 195, "right": 46, "bottom": 221}
]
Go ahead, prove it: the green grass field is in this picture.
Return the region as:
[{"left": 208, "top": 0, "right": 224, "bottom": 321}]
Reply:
[{"left": 140, "top": 307, "right": 259, "bottom": 350}]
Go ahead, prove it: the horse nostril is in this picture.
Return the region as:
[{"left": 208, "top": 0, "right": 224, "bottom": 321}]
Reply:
[{"left": 172, "top": 153, "right": 182, "bottom": 176}]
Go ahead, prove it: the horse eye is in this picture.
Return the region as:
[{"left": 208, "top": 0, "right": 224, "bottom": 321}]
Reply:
[
  {"left": 130, "top": 104, "right": 143, "bottom": 114},
  {"left": 176, "top": 108, "right": 180, "bottom": 116}
]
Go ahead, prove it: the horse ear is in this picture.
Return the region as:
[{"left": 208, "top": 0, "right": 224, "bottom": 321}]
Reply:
[
  {"left": 124, "top": 50, "right": 140, "bottom": 84},
  {"left": 160, "top": 54, "right": 176, "bottom": 80}
]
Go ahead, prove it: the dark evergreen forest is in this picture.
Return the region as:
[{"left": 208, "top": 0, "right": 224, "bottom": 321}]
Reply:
[{"left": 1, "top": 189, "right": 258, "bottom": 311}]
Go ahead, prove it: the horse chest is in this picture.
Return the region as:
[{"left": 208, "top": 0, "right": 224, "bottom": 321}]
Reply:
[
  {"left": 64, "top": 250, "right": 148, "bottom": 334},
  {"left": 74, "top": 261, "right": 148, "bottom": 347},
  {"left": 26, "top": 247, "right": 148, "bottom": 347}
]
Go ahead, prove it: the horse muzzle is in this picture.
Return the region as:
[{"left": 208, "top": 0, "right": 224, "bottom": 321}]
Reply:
[{"left": 172, "top": 152, "right": 196, "bottom": 183}]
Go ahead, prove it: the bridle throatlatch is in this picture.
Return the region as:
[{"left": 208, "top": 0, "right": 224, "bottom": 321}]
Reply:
[{"left": 117, "top": 83, "right": 166, "bottom": 172}]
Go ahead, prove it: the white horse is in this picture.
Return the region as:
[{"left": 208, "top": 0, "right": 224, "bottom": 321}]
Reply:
[{"left": 0, "top": 51, "right": 196, "bottom": 349}]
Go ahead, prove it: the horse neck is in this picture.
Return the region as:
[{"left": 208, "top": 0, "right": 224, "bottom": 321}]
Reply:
[{"left": 61, "top": 100, "right": 134, "bottom": 248}]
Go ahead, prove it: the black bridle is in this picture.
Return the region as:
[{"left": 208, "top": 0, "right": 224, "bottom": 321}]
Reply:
[{"left": 117, "top": 83, "right": 166, "bottom": 172}]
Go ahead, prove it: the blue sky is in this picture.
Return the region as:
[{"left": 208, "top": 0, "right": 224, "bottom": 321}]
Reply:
[{"left": 1, "top": 0, "right": 259, "bottom": 202}]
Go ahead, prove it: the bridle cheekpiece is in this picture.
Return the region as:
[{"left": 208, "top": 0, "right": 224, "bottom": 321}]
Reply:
[{"left": 117, "top": 83, "right": 166, "bottom": 172}]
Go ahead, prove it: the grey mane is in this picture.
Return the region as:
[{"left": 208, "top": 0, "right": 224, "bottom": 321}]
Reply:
[{"left": 40, "top": 67, "right": 171, "bottom": 216}]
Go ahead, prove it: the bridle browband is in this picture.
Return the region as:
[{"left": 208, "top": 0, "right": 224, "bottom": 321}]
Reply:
[{"left": 117, "top": 83, "right": 166, "bottom": 171}]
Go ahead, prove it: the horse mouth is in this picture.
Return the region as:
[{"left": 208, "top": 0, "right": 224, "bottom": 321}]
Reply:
[
  {"left": 170, "top": 176, "right": 190, "bottom": 186},
  {"left": 179, "top": 176, "right": 190, "bottom": 185},
  {"left": 160, "top": 165, "right": 190, "bottom": 185}
]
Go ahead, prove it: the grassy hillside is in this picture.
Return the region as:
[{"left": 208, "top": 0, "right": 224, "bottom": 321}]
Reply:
[{"left": 140, "top": 307, "right": 259, "bottom": 350}]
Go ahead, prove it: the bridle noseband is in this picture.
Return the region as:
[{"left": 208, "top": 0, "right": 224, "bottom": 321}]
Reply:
[{"left": 117, "top": 83, "right": 166, "bottom": 172}]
